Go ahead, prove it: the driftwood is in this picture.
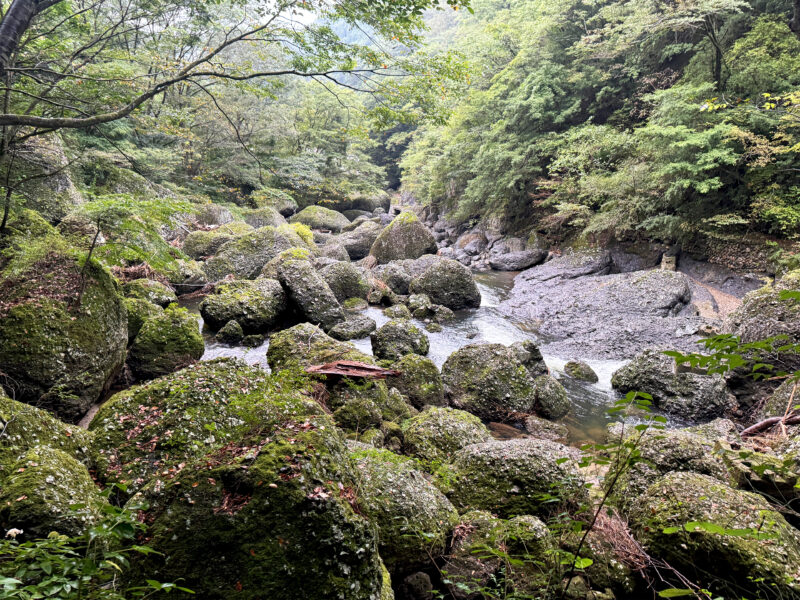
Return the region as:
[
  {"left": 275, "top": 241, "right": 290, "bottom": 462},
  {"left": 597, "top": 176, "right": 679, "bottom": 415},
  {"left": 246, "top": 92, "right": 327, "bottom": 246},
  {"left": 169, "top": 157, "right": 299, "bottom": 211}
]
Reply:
[
  {"left": 741, "top": 414, "right": 800, "bottom": 437},
  {"left": 306, "top": 360, "right": 400, "bottom": 379}
]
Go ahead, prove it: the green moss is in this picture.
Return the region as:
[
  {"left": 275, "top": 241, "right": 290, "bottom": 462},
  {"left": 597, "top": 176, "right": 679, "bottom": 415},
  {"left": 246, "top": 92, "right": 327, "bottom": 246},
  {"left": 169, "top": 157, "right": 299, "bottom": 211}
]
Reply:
[
  {"left": 122, "top": 278, "right": 177, "bottom": 307},
  {"left": 199, "top": 278, "right": 287, "bottom": 332},
  {"left": 369, "top": 211, "right": 438, "bottom": 264},
  {"left": 386, "top": 354, "right": 445, "bottom": 410},
  {"left": 563, "top": 360, "right": 599, "bottom": 383},
  {"left": 124, "top": 297, "right": 163, "bottom": 343},
  {"left": 203, "top": 226, "right": 302, "bottom": 281},
  {"left": 289, "top": 205, "right": 350, "bottom": 233},
  {"left": 383, "top": 304, "right": 411, "bottom": 319},
  {"left": 402, "top": 406, "right": 491, "bottom": 466},
  {"left": 319, "top": 262, "right": 370, "bottom": 302},
  {"left": 267, "top": 323, "right": 373, "bottom": 372},
  {"left": 371, "top": 320, "right": 429, "bottom": 361},
  {"left": 128, "top": 305, "right": 204, "bottom": 380},
  {"left": 344, "top": 297, "right": 369, "bottom": 311},
  {"left": 182, "top": 223, "right": 254, "bottom": 260}
]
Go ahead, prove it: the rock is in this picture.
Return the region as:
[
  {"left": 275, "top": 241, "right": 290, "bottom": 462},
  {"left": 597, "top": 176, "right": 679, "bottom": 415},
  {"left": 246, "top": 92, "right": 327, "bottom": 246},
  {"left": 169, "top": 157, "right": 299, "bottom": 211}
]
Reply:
[
  {"left": 277, "top": 259, "right": 345, "bottom": 331},
  {"left": 407, "top": 258, "right": 481, "bottom": 310},
  {"left": 442, "top": 438, "right": 586, "bottom": 519},
  {"left": 216, "top": 319, "right": 244, "bottom": 344},
  {"left": 339, "top": 220, "right": 383, "bottom": 260},
  {"left": 755, "top": 378, "right": 798, "bottom": 421},
  {"left": 523, "top": 415, "right": 569, "bottom": 442},
  {"left": 372, "top": 263, "right": 412, "bottom": 294},
  {"left": 169, "top": 259, "right": 208, "bottom": 295},
  {"left": 407, "top": 293, "right": 433, "bottom": 318},
  {"left": 369, "top": 211, "right": 438, "bottom": 264},
  {"left": 195, "top": 203, "right": 235, "bottom": 226},
  {"left": 122, "top": 278, "right": 177, "bottom": 308},
  {"left": 350, "top": 446, "right": 458, "bottom": 574},
  {"left": 203, "top": 226, "right": 301, "bottom": 281},
  {"left": 402, "top": 406, "right": 491, "bottom": 465},
  {"left": 182, "top": 222, "right": 253, "bottom": 259},
  {"left": 532, "top": 375, "right": 570, "bottom": 420},
  {"left": 442, "top": 344, "right": 536, "bottom": 420},
  {"left": 489, "top": 250, "right": 547, "bottom": 271},
  {"left": 611, "top": 349, "right": 736, "bottom": 421},
  {"left": 384, "top": 304, "right": 412, "bottom": 319},
  {"left": 328, "top": 315, "right": 377, "bottom": 341},
  {"left": 386, "top": 354, "right": 446, "bottom": 409},
  {"left": 289, "top": 205, "right": 350, "bottom": 232},
  {"left": 267, "top": 323, "right": 373, "bottom": 371},
  {"left": 0, "top": 253, "right": 127, "bottom": 423},
  {"left": 199, "top": 278, "right": 287, "bottom": 333},
  {"left": 328, "top": 379, "right": 411, "bottom": 425},
  {"left": 243, "top": 206, "right": 287, "bottom": 228},
  {"left": 343, "top": 210, "right": 372, "bottom": 221},
  {"left": 242, "top": 333, "right": 265, "bottom": 347},
  {"left": 564, "top": 360, "right": 599, "bottom": 383},
  {"left": 259, "top": 246, "right": 315, "bottom": 279},
  {"left": 251, "top": 187, "right": 298, "bottom": 216},
  {"left": 343, "top": 297, "right": 369, "bottom": 312},
  {"left": 128, "top": 305, "right": 204, "bottom": 380},
  {"left": 442, "top": 510, "right": 505, "bottom": 598},
  {"left": 455, "top": 231, "right": 487, "bottom": 256},
  {"left": 277, "top": 222, "right": 317, "bottom": 249},
  {"left": 320, "top": 262, "right": 370, "bottom": 302},
  {"left": 333, "top": 396, "right": 383, "bottom": 433},
  {"left": 397, "top": 572, "right": 433, "bottom": 600},
  {"left": 510, "top": 340, "right": 549, "bottom": 378},
  {"left": 629, "top": 472, "right": 800, "bottom": 599},
  {"left": 371, "top": 320, "right": 429, "bottom": 361},
  {"left": 319, "top": 240, "right": 351, "bottom": 262},
  {"left": 0, "top": 446, "right": 107, "bottom": 539},
  {"left": 126, "top": 404, "right": 386, "bottom": 599},
  {"left": 124, "top": 297, "right": 163, "bottom": 343}
]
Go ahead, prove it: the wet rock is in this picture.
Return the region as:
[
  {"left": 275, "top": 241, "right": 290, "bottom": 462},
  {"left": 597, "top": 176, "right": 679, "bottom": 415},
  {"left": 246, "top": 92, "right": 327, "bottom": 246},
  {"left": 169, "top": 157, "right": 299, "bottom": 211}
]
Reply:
[
  {"left": 369, "top": 211, "right": 438, "bottom": 264},
  {"left": 432, "top": 305, "right": 455, "bottom": 324},
  {"left": 169, "top": 259, "right": 208, "bottom": 295},
  {"left": 386, "top": 354, "right": 446, "bottom": 409},
  {"left": 442, "top": 344, "right": 536, "bottom": 420},
  {"left": 122, "top": 278, "right": 177, "bottom": 308},
  {"left": 523, "top": 415, "right": 569, "bottom": 442},
  {"left": 489, "top": 249, "right": 547, "bottom": 271},
  {"left": 510, "top": 340, "right": 549, "bottom": 378},
  {"left": 384, "top": 304, "right": 412, "bottom": 319},
  {"left": 124, "top": 297, "right": 163, "bottom": 343},
  {"left": 267, "top": 323, "right": 373, "bottom": 371},
  {"left": 402, "top": 406, "right": 491, "bottom": 465},
  {"left": 564, "top": 360, "right": 598, "bottom": 383},
  {"left": 532, "top": 375, "right": 570, "bottom": 420},
  {"left": 203, "top": 226, "right": 302, "bottom": 281},
  {"left": 371, "top": 320, "right": 430, "bottom": 361},
  {"left": 328, "top": 314, "right": 377, "bottom": 341},
  {"left": 343, "top": 297, "right": 369, "bottom": 312},
  {"left": 339, "top": 220, "right": 383, "bottom": 260},
  {"left": 442, "top": 438, "right": 586, "bottom": 518},
  {"left": 243, "top": 206, "right": 287, "bottom": 228},
  {"left": 407, "top": 293, "right": 433, "bottom": 318},
  {"left": 128, "top": 305, "right": 204, "bottom": 380},
  {"left": 408, "top": 258, "right": 481, "bottom": 310},
  {"left": 398, "top": 572, "right": 433, "bottom": 600},
  {"left": 350, "top": 446, "right": 458, "bottom": 574},
  {"left": 290, "top": 205, "right": 350, "bottom": 232},
  {"left": 182, "top": 222, "right": 253, "bottom": 259},
  {"left": 611, "top": 349, "right": 736, "bottom": 421},
  {"left": 200, "top": 278, "right": 287, "bottom": 333},
  {"left": 629, "top": 472, "right": 800, "bottom": 599},
  {"left": 216, "top": 319, "right": 244, "bottom": 344},
  {"left": 320, "top": 262, "right": 370, "bottom": 302},
  {"left": 372, "top": 263, "right": 412, "bottom": 295},
  {"left": 277, "top": 259, "right": 345, "bottom": 331}
]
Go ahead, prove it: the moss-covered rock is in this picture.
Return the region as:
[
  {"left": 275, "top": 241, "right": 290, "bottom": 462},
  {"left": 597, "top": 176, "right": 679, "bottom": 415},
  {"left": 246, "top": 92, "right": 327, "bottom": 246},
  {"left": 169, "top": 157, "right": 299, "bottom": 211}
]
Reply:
[
  {"left": 243, "top": 206, "right": 287, "bottom": 229},
  {"left": 328, "top": 314, "right": 377, "bottom": 341},
  {"left": 203, "top": 226, "right": 301, "bottom": 281},
  {"left": 442, "top": 344, "right": 536, "bottom": 420},
  {"left": 0, "top": 253, "right": 127, "bottom": 423},
  {"left": 344, "top": 297, "right": 369, "bottom": 312},
  {"left": 0, "top": 446, "right": 107, "bottom": 539},
  {"left": 267, "top": 323, "right": 373, "bottom": 371},
  {"left": 339, "top": 220, "right": 383, "bottom": 260},
  {"left": 289, "top": 205, "right": 351, "bottom": 232},
  {"left": 532, "top": 375, "right": 570, "bottom": 420},
  {"left": 523, "top": 415, "right": 569, "bottom": 442},
  {"left": 320, "top": 240, "right": 351, "bottom": 262},
  {"left": 277, "top": 259, "right": 345, "bottom": 331},
  {"left": 320, "top": 262, "right": 370, "bottom": 302},
  {"left": 216, "top": 319, "right": 244, "bottom": 344},
  {"left": 277, "top": 222, "right": 316, "bottom": 249},
  {"left": 124, "top": 297, "right": 164, "bottom": 343},
  {"left": 128, "top": 305, "right": 204, "bottom": 380},
  {"left": 125, "top": 410, "right": 386, "bottom": 599},
  {"left": 384, "top": 304, "right": 412, "bottom": 319},
  {"left": 509, "top": 342, "right": 548, "bottom": 380},
  {"left": 182, "top": 222, "right": 254, "bottom": 260},
  {"left": 441, "top": 510, "right": 506, "bottom": 599},
  {"left": 611, "top": 349, "right": 736, "bottom": 421},
  {"left": 122, "top": 278, "right": 177, "bottom": 308},
  {"left": 442, "top": 438, "right": 586, "bottom": 519},
  {"left": 169, "top": 259, "right": 208, "bottom": 296},
  {"left": 258, "top": 246, "right": 315, "bottom": 278},
  {"left": 402, "top": 407, "right": 491, "bottom": 466},
  {"left": 629, "top": 471, "right": 800, "bottom": 599},
  {"left": 350, "top": 446, "right": 458, "bottom": 574},
  {"left": 407, "top": 294, "right": 433, "bottom": 318},
  {"left": 564, "top": 361, "right": 599, "bottom": 383},
  {"left": 372, "top": 263, "right": 412, "bottom": 295},
  {"left": 371, "top": 320, "right": 429, "bottom": 361},
  {"left": 386, "top": 354, "right": 445, "bottom": 409},
  {"left": 334, "top": 396, "right": 383, "bottom": 433},
  {"left": 408, "top": 258, "right": 481, "bottom": 310},
  {"left": 369, "top": 212, "right": 438, "bottom": 264},
  {"left": 251, "top": 187, "right": 298, "bottom": 216},
  {"left": 200, "top": 278, "right": 287, "bottom": 333},
  {"left": 755, "top": 378, "right": 798, "bottom": 421}
]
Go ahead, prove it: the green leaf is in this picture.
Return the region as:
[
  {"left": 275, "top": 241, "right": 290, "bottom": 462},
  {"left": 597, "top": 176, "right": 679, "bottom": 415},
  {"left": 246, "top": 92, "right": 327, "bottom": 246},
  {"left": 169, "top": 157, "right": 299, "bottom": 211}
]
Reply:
[{"left": 658, "top": 589, "right": 696, "bottom": 598}]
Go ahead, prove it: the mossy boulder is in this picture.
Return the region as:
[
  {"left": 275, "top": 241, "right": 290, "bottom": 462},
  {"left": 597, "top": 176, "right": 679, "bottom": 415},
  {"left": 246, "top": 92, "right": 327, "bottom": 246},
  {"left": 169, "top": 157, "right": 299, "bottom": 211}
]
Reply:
[
  {"left": 251, "top": 187, "right": 298, "bottom": 216},
  {"left": 344, "top": 297, "right": 369, "bottom": 312},
  {"left": 126, "top": 410, "right": 386, "bottom": 599},
  {"left": 243, "top": 206, "right": 287, "bottom": 229},
  {"left": 564, "top": 360, "right": 599, "bottom": 383},
  {"left": 629, "top": 471, "right": 800, "bottom": 599},
  {"left": 267, "top": 323, "right": 373, "bottom": 371},
  {"left": 199, "top": 278, "right": 287, "bottom": 333},
  {"left": 340, "top": 220, "right": 383, "bottom": 260},
  {"left": 124, "top": 297, "right": 163, "bottom": 343},
  {"left": 611, "top": 349, "right": 736, "bottom": 421},
  {"left": 532, "top": 375, "right": 570, "bottom": 420},
  {"left": 0, "top": 253, "right": 127, "bottom": 423},
  {"left": 386, "top": 354, "right": 446, "bottom": 409},
  {"left": 402, "top": 406, "right": 491, "bottom": 465},
  {"left": 329, "top": 379, "right": 412, "bottom": 425},
  {"left": 408, "top": 258, "right": 481, "bottom": 310},
  {"left": 277, "top": 259, "right": 345, "bottom": 331},
  {"left": 289, "top": 205, "right": 350, "bottom": 232},
  {"left": 169, "top": 259, "right": 208, "bottom": 296},
  {"left": 755, "top": 378, "right": 799, "bottom": 421},
  {"left": 182, "top": 222, "right": 254, "bottom": 260},
  {"left": 442, "top": 344, "right": 536, "bottom": 420},
  {"left": 258, "top": 246, "right": 315, "bottom": 278},
  {"left": 350, "top": 447, "right": 458, "bottom": 574},
  {"left": 442, "top": 510, "right": 506, "bottom": 599},
  {"left": 442, "top": 438, "right": 586, "bottom": 519},
  {"left": 328, "top": 314, "right": 377, "bottom": 341},
  {"left": 0, "top": 446, "right": 107, "bottom": 539},
  {"left": 122, "top": 278, "right": 177, "bottom": 308},
  {"left": 203, "top": 226, "right": 300, "bottom": 281},
  {"left": 371, "top": 320, "right": 429, "bottom": 361},
  {"left": 523, "top": 415, "right": 569, "bottom": 442},
  {"left": 320, "top": 262, "right": 370, "bottom": 302},
  {"left": 320, "top": 240, "right": 351, "bottom": 262},
  {"left": 510, "top": 341, "right": 549, "bottom": 378},
  {"left": 369, "top": 211, "right": 438, "bottom": 264},
  {"left": 216, "top": 319, "right": 244, "bottom": 344},
  {"left": 128, "top": 305, "right": 204, "bottom": 380},
  {"left": 278, "top": 222, "right": 317, "bottom": 249},
  {"left": 333, "top": 397, "right": 383, "bottom": 433},
  {"left": 372, "top": 263, "right": 412, "bottom": 295},
  {"left": 384, "top": 304, "right": 412, "bottom": 319}
]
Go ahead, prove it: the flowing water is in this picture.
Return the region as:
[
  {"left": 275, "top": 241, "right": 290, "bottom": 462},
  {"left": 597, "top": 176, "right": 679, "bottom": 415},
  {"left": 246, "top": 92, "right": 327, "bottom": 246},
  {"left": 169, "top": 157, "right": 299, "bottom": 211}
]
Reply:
[{"left": 184, "top": 271, "right": 635, "bottom": 444}]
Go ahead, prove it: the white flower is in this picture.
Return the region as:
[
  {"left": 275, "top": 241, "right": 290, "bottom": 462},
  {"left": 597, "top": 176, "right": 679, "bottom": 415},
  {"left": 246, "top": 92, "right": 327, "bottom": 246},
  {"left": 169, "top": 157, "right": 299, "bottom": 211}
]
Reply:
[{"left": 5, "top": 528, "right": 23, "bottom": 539}]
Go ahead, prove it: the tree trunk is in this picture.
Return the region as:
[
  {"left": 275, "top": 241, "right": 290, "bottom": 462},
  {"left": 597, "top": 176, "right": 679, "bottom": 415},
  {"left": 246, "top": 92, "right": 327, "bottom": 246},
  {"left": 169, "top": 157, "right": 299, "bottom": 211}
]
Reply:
[
  {"left": 713, "top": 44, "right": 723, "bottom": 92},
  {"left": 791, "top": 0, "right": 800, "bottom": 40},
  {"left": 0, "top": 0, "right": 62, "bottom": 79}
]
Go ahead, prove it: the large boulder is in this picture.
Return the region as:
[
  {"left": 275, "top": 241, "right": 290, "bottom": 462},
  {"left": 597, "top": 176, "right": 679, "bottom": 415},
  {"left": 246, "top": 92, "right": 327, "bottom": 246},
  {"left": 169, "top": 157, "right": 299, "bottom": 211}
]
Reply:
[
  {"left": 629, "top": 472, "right": 800, "bottom": 599},
  {"left": 350, "top": 446, "right": 458, "bottom": 574},
  {"left": 372, "top": 263, "right": 412, "bottom": 295},
  {"left": 442, "top": 438, "right": 586, "bottom": 519},
  {"left": 169, "top": 259, "right": 208, "bottom": 295},
  {"left": 369, "top": 211, "right": 438, "bottom": 264},
  {"left": 532, "top": 375, "right": 570, "bottom": 420},
  {"left": 386, "top": 354, "right": 446, "bottom": 409},
  {"left": 199, "top": 278, "right": 287, "bottom": 333},
  {"left": 442, "top": 344, "right": 536, "bottom": 420},
  {"left": 320, "top": 262, "right": 370, "bottom": 302},
  {"left": 267, "top": 323, "right": 373, "bottom": 371},
  {"left": 510, "top": 340, "right": 549, "bottom": 378},
  {"left": 128, "top": 305, "right": 204, "bottom": 380},
  {"left": 124, "top": 297, "right": 163, "bottom": 343},
  {"left": 122, "top": 278, "right": 177, "bottom": 308},
  {"left": 564, "top": 360, "right": 598, "bottom": 383},
  {"left": 611, "top": 349, "right": 736, "bottom": 421},
  {"left": 408, "top": 258, "right": 480, "bottom": 310},
  {"left": 489, "top": 250, "right": 547, "bottom": 272},
  {"left": 290, "top": 205, "right": 350, "bottom": 232},
  {"left": 251, "top": 187, "right": 298, "bottom": 216},
  {"left": 243, "top": 206, "right": 287, "bottom": 229},
  {"left": 371, "top": 320, "right": 429, "bottom": 361},
  {"left": 277, "top": 259, "right": 345, "bottom": 331},
  {"left": 182, "top": 222, "right": 254, "bottom": 260},
  {"left": 203, "top": 226, "right": 300, "bottom": 281},
  {"left": 328, "top": 314, "right": 377, "bottom": 341},
  {"left": 0, "top": 253, "right": 127, "bottom": 423},
  {"left": 339, "top": 220, "right": 383, "bottom": 260},
  {"left": 125, "top": 407, "right": 387, "bottom": 599},
  {"left": 402, "top": 406, "right": 491, "bottom": 465}
]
